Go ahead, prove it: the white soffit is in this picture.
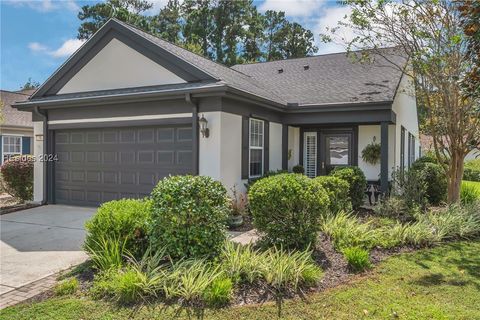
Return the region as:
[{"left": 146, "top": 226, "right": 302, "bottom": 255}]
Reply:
[{"left": 58, "top": 38, "right": 187, "bottom": 94}]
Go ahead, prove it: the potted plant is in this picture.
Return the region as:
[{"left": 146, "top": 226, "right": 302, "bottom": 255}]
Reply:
[
  {"left": 361, "top": 141, "right": 381, "bottom": 165},
  {"left": 228, "top": 185, "right": 246, "bottom": 228}
]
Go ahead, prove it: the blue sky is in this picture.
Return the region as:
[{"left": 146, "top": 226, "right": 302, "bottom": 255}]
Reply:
[{"left": 0, "top": 0, "right": 351, "bottom": 91}]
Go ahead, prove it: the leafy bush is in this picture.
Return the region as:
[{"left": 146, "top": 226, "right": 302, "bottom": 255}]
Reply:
[
  {"left": 314, "top": 176, "right": 351, "bottom": 213},
  {"left": 249, "top": 173, "right": 330, "bottom": 249},
  {"left": 330, "top": 166, "right": 367, "bottom": 210},
  {"left": 342, "top": 247, "right": 371, "bottom": 272},
  {"left": 464, "top": 159, "right": 480, "bottom": 182},
  {"left": 245, "top": 169, "right": 288, "bottom": 190},
  {"left": 0, "top": 155, "right": 34, "bottom": 201},
  {"left": 203, "top": 277, "right": 233, "bottom": 307},
  {"left": 84, "top": 199, "right": 152, "bottom": 258},
  {"left": 374, "top": 196, "right": 412, "bottom": 221},
  {"left": 220, "top": 241, "right": 263, "bottom": 284},
  {"left": 391, "top": 168, "right": 428, "bottom": 210},
  {"left": 461, "top": 181, "right": 480, "bottom": 204},
  {"left": 411, "top": 161, "right": 447, "bottom": 205},
  {"left": 85, "top": 236, "right": 127, "bottom": 271},
  {"left": 150, "top": 175, "right": 229, "bottom": 259},
  {"left": 54, "top": 278, "right": 79, "bottom": 296},
  {"left": 292, "top": 165, "right": 304, "bottom": 174},
  {"left": 320, "top": 211, "right": 377, "bottom": 250}
]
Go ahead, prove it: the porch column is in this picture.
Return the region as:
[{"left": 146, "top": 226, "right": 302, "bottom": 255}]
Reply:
[{"left": 380, "top": 121, "right": 389, "bottom": 194}]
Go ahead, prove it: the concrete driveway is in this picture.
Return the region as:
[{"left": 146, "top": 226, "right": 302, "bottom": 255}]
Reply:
[{"left": 0, "top": 205, "right": 95, "bottom": 295}]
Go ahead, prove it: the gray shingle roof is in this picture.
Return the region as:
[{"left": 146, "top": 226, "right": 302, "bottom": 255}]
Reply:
[
  {"left": 232, "top": 49, "right": 406, "bottom": 106},
  {"left": 1, "top": 90, "right": 34, "bottom": 128}
]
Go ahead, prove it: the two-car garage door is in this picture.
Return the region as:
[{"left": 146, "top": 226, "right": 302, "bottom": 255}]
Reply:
[{"left": 54, "top": 125, "right": 193, "bottom": 206}]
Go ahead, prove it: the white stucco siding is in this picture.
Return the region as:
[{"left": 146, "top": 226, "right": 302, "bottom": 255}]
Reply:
[
  {"left": 392, "top": 74, "right": 419, "bottom": 169},
  {"left": 33, "top": 121, "right": 44, "bottom": 203},
  {"left": 58, "top": 38, "right": 186, "bottom": 94},
  {"left": 198, "top": 111, "right": 243, "bottom": 193},
  {"left": 358, "top": 125, "right": 380, "bottom": 181},
  {"left": 288, "top": 126, "right": 300, "bottom": 170},
  {"left": 269, "top": 122, "right": 283, "bottom": 171}
]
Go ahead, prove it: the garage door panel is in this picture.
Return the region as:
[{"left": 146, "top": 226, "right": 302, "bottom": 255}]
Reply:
[{"left": 54, "top": 125, "right": 193, "bottom": 206}]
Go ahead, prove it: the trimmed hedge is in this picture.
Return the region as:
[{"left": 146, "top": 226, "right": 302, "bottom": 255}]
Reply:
[
  {"left": 249, "top": 173, "right": 330, "bottom": 249},
  {"left": 149, "top": 175, "right": 229, "bottom": 259},
  {"left": 84, "top": 198, "right": 152, "bottom": 258},
  {"left": 464, "top": 159, "right": 480, "bottom": 182},
  {"left": 314, "top": 176, "right": 351, "bottom": 213},
  {"left": 330, "top": 166, "right": 366, "bottom": 210},
  {"left": 0, "top": 155, "right": 34, "bottom": 201}
]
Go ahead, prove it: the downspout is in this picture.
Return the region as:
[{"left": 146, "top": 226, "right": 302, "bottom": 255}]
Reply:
[
  {"left": 185, "top": 93, "right": 199, "bottom": 175},
  {"left": 33, "top": 106, "right": 48, "bottom": 205}
]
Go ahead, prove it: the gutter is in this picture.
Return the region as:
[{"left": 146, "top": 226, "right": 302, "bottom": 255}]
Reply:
[{"left": 32, "top": 106, "right": 48, "bottom": 205}]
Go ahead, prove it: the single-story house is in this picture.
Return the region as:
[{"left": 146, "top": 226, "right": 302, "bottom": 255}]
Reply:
[
  {"left": 1, "top": 89, "right": 34, "bottom": 164},
  {"left": 14, "top": 18, "right": 419, "bottom": 206}
]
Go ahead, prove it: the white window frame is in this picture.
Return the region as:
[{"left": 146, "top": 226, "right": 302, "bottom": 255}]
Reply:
[
  {"left": 303, "top": 132, "right": 317, "bottom": 178},
  {"left": 249, "top": 118, "right": 264, "bottom": 178},
  {"left": 2, "top": 135, "right": 22, "bottom": 164}
]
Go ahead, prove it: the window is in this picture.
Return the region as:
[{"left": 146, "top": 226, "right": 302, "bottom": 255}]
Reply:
[
  {"left": 408, "top": 133, "right": 415, "bottom": 167},
  {"left": 2, "top": 136, "right": 22, "bottom": 163},
  {"left": 400, "top": 126, "right": 406, "bottom": 173},
  {"left": 249, "top": 118, "right": 264, "bottom": 178}
]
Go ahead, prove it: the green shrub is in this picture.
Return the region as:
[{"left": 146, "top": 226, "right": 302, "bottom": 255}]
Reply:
[
  {"left": 320, "top": 211, "right": 377, "bottom": 250},
  {"left": 84, "top": 199, "right": 152, "bottom": 258},
  {"left": 330, "top": 166, "right": 367, "bottom": 210},
  {"left": 374, "top": 196, "right": 411, "bottom": 221},
  {"left": 85, "top": 236, "right": 127, "bottom": 271},
  {"left": 292, "top": 165, "right": 304, "bottom": 174},
  {"left": 0, "top": 155, "right": 34, "bottom": 201},
  {"left": 203, "top": 277, "right": 233, "bottom": 307},
  {"left": 391, "top": 168, "right": 428, "bottom": 209},
  {"left": 150, "top": 175, "right": 229, "bottom": 259},
  {"left": 245, "top": 169, "right": 288, "bottom": 189},
  {"left": 411, "top": 161, "right": 447, "bottom": 205},
  {"left": 342, "top": 247, "right": 371, "bottom": 272},
  {"left": 464, "top": 159, "right": 480, "bottom": 182},
  {"left": 220, "top": 241, "right": 263, "bottom": 284},
  {"left": 249, "top": 173, "right": 330, "bottom": 249},
  {"left": 54, "top": 278, "right": 79, "bottom": 296},
  {"left": 314, "top": 176, "right": 352, "bottom": 213},
  {"left": 461, "top": 181, "right": 480, "bottom": 204}
]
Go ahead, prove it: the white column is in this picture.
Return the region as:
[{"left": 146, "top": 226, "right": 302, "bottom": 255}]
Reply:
[{"left": 33, "top": 121, "right": 44, "bottom": 203}]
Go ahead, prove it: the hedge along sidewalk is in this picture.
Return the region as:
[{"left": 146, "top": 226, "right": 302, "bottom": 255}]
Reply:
[{"left": 0, "top": 273, "right": 57, "bottom": 310}]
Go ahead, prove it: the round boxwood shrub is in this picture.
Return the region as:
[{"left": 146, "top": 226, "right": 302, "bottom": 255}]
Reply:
[
  {"left": 314, "top": 176, "right": 351, "bottom": 213},
  {"left": 84, "top": 198, "right": 152, "bottom": 258},
  {"left": 330, "top": 166, "right": 367, "bottom": 210},
  {"left": 149, "top": 175, "right": 229, "bottom": 259},
  {"left": 0, "top": 155, "right": 34, "bottom": 201},
  {"left": 411, "top": 161, "right": 447, "bottom": 205},
  {"left": 248, "top": 173, "right": 330, "bottom": 249}
]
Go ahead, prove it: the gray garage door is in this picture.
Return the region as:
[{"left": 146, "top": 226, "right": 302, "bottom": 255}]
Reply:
[{"left": 54, "top": 125, "right": 193, "bottom": 206}]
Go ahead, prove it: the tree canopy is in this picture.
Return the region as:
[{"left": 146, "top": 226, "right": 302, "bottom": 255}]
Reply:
[{"left": 76, "top": 0, "right": 318, "bottom": 65}]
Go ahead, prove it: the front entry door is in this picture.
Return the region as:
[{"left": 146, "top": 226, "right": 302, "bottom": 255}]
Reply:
[
  {"left": 303, "top": 129, "right": 355, "bottom": 177},
  {"left": 320, "top": 132, "right": 353, "bottom": 175}
]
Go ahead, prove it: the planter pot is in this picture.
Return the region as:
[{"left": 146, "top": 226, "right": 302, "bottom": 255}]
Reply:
[{"left": 228, "top": 215, "right": 244, "bottom": 228}]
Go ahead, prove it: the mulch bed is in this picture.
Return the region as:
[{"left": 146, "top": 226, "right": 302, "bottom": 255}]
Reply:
[{"left": 0, "top": 201, "right": 41, "bottom": 215}]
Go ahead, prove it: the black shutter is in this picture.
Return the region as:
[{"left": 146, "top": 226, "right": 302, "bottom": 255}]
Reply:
[
  {"left": 264, "top": 121, "right": 269, "bottom": 174},
  {"left": 241, "top": 116, "right": 249, "bottom": 179}
]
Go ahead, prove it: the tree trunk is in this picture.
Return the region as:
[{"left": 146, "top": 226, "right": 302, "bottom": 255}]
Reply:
[{"left": 446, "top": 150, "right": 464, "bottom": 203}]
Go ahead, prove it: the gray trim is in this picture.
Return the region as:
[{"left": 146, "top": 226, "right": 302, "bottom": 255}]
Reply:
[
  {"left": 287, "top": 101, "right": 393, "bottom": 112},
  {"left": 241, "top": 116, "right": 249, "bottom": 179},
  {"left": 219, "top": 97, "right": 283, "bottom": 123},
  {"left": 283, "top": 110, "right": 396, "bottom": 125},
  {"left": 282, "top": 124, "right": 288, "bottom": 170},
  {"left": 33, "top": 20, "right": 214, "bottom": 98},
  {"left": 48, "top": 117, "right": 192, "bottom": 130},
  {"left": 380, "top": 121, "right": 389, "bottom": 194}
]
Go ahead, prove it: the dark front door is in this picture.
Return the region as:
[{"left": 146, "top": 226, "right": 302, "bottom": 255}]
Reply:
[
  {"left": 320, "top": 131, "right": 354, "bottom": 175},
  {"left": 53, "top": 125, "right": 193, "bottom": 206},
  {"left": 303, "top": 128, "right": 356, "bottom": 177}
]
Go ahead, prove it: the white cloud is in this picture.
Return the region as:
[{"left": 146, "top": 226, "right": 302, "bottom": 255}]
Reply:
[
  {"left": 258, "top": 0, "right": 325, "bottom": 18},
  {"left": 28, "top": 38, "right": 85, "bottom": 58},
  {"left": 5, "top": 0, "right": 79, "bottom": 12},
  {"left": 314, "top": 6, "right": 353, "bottom": 54}
]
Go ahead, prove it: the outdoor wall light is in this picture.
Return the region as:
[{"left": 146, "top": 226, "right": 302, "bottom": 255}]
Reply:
[{"left": 199, "top": 114, "right": 209, "bottom": 138}]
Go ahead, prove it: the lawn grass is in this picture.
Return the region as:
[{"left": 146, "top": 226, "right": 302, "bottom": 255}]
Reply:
[
  {"left": 2, "top": 240, "right": 479, "bottom": 320},
  {"left": 463, "top": 180, "right": 480, "bottom": 191}
]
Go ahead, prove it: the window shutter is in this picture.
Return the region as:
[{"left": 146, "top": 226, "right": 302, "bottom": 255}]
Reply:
[
  {"left": 241, "top": 116, "right": 249, "bottom": 179},
  {"left": 264, "top": 121, "right": 269, "bottom": 174},
  {"left": 22, "top": 137, "right": 31, "bottom": 155}
]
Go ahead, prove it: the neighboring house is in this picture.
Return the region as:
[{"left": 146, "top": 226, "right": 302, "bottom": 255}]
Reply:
[
  {"left": 0, "top": 89, "right": 34, "bottom": 164},
  {"left": 420, "top": 134, "right": 479, "bottom": 161},
  {"left": 14, "top": 19, "right": 419, "bottom": 206}
]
